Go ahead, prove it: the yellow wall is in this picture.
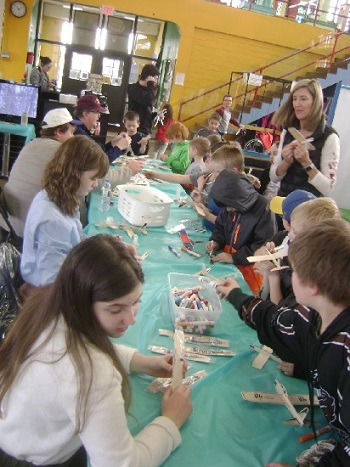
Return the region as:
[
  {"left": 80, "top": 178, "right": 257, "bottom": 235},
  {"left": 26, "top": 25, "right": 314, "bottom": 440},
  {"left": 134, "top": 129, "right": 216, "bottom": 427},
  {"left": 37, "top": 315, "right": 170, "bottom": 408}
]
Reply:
[
  {"left": 0, "top": 0, "right": 34, "bottom": 81},
  {"left": 1, "top": 0, "right": 349, "bottom": 118}
]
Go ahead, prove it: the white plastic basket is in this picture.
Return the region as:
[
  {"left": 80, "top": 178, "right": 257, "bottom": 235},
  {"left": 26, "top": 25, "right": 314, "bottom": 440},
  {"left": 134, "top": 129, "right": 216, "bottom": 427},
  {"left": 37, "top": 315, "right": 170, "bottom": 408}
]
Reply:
[
  {"left": 168, "top": 273, "right": 222, "bottom": 334},
  {"left": 117, "top": 185, "right": 173, "bottom": 227}
]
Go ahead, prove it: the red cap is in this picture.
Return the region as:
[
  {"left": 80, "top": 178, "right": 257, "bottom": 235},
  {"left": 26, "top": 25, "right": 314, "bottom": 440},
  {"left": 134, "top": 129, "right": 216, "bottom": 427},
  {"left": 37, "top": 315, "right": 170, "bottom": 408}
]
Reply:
[{"left": 77, "top": 94, "right": 106, "bottom": 113}]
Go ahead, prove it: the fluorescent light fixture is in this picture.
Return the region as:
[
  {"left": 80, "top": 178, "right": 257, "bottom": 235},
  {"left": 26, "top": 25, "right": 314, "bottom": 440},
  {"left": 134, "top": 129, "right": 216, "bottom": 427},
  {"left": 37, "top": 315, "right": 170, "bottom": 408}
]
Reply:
[
  {"left": 128, "top": 33, "right": 134, "bottom": 54},
  {"left": 95, "top": 27, "right": 101, "bottom": 49},
  {"left": 100, "top": 28, "right": 107, "bottom": 50},
  {"left": 95, "top": 27, "right": 107, "bottom": 50},
  {"left": 61, "top": 21, "right": 73, "bottom": 44}
]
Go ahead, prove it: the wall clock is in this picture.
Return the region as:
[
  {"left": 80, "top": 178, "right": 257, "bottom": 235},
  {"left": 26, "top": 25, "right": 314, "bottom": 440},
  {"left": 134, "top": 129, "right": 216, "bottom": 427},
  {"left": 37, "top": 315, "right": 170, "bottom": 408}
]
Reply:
[{"left": 10, "top": 1, "right": 27, "bottom": 18}]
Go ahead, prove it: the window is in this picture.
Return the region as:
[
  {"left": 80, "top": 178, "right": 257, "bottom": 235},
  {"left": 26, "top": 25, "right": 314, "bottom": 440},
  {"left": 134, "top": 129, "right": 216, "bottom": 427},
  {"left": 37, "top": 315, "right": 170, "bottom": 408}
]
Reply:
[
  {"left": 69, "top": 52, "right": 92, "bottom": 81},
  {"left": 102, "top": 58, "right": 124, "bottom": 86}
]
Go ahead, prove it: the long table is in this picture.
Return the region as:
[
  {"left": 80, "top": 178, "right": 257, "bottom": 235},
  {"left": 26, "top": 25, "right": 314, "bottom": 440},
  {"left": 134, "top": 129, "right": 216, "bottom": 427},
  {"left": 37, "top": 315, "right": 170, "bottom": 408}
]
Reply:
[{"left": 85, "top": 175, "right": 331, "bottom": 466}]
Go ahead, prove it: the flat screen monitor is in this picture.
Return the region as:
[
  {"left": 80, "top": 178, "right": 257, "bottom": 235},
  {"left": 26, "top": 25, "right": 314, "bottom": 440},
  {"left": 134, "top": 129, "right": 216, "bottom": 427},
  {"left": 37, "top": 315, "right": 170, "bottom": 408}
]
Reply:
[{"left": 0, "top": 80, "right": 40, "bottom": 122}]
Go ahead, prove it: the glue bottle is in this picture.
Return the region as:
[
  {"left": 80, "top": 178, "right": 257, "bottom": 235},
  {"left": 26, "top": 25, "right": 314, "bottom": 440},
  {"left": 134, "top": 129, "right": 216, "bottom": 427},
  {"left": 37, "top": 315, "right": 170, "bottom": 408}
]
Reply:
[
  {"left": 20, "top": 111, "right": 28, "bottom": 126},
  {"left": 100, "top": 179, "right": 111, "bottom": 212}
]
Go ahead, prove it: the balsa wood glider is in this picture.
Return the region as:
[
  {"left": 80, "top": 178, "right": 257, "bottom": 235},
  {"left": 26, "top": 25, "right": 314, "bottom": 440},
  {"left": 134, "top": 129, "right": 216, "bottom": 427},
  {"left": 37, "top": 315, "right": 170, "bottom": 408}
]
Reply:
[{"left": 242, "top": 379, "right": 319, "bottom": 426}]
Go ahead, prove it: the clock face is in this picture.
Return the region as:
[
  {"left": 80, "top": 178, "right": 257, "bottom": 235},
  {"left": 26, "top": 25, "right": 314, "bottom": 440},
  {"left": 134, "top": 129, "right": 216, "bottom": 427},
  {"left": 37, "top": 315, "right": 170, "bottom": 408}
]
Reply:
[{"left": 10, "top": 1, "right": 27, "bottom": 18}]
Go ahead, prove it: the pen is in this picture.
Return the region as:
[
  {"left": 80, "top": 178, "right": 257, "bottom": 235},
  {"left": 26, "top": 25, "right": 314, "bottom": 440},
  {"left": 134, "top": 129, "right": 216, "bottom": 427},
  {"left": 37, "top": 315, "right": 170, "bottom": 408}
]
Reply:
[
  {"left": 168, "top": 245, "right": 181, "bottom": 257},
  {"left": 181, "top": 247, "right": 202, "bottom": 258},
  {"left": 249, "top": 344, "right": 282, "bottom": 363},
  {"left": 299, "top": 426, "right": 331, "bottom": 443}
]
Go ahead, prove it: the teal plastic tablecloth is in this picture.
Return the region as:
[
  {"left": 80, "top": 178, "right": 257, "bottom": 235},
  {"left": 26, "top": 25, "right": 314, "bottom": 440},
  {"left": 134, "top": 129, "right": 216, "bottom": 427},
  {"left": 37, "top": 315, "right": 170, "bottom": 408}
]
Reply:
[{"left": 85, "top": 178, "right": 330, "bottom": 466}]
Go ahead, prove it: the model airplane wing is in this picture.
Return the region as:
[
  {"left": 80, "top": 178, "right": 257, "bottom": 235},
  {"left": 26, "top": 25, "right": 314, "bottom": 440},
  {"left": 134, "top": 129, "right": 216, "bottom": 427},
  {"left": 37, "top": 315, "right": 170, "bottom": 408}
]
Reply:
[
  {"left": 250, "top": 344, "right": 282, "bottom": 369},
  {"left": 288, "top": 127, "right": 316, "bottom": 150},
  {"left": 247, "top": 246, "right": 288, "bottom": 264},
  {"left": 274, "top": 380, "right": 309, "bottom": 426},
  {"left": 242, "top": 380, "right": 317, "bottom": 426},
  {"left": 241, "top": 391, "right": 319, "bottom": 406}
]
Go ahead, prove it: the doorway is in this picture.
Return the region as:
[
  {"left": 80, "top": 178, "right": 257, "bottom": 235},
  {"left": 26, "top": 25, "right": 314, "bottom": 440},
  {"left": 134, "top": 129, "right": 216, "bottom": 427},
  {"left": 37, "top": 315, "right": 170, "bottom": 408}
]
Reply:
[{"left": 60, "top": 45, "right": 131, "bottom": 124}]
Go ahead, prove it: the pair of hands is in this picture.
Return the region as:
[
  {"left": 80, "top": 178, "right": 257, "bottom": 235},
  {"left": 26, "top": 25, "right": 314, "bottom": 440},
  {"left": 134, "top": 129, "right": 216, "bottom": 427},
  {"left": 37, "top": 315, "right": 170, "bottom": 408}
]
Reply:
[
  {"left": 253, "top": 241, "right": 278, "bottom": 275},
  {"left": 111, "top": 132, "right": 131, "bottom": 150},
  {"left": 204, "top": 240, "right": 233, "bottom": 264},
  {"left": 282, "top": 140, "right": 311, "bottom": 167},
  {"left": 132, "top": 353, "right": 192, "bottom": 429}
]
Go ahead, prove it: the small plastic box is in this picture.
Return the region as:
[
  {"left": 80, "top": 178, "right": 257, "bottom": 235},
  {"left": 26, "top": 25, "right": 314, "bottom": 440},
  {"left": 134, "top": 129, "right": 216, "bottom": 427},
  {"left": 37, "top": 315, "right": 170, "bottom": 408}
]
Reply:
[
  {"left": 168, "top": 273, "right": 222, "bottom": 334},
  {"left": 117, "top": 185, "right": 173, "bottom": 227}
]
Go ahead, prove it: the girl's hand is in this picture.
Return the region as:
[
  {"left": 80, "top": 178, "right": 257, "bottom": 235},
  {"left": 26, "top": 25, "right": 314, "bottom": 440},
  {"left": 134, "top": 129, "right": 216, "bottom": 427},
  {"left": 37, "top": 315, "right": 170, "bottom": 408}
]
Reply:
[
  {"left": 147, "top": 355, "right": 188, "bottom": 379},
  {"left": 162, "top": 385, "right": 192, "bottom": 429},
  {"left": 131, "top": 354, "right": 188, "bottom": 378},
  {"left": 216, "top": 277, "right": 240, "bottom": 299}
]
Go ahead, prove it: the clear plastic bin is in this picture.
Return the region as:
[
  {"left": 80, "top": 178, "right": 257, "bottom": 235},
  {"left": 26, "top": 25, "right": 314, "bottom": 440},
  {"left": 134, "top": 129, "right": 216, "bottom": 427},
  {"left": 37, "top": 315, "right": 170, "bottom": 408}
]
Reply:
[{"left": 168, "top": 273, "right": 222, "bottom": 334}]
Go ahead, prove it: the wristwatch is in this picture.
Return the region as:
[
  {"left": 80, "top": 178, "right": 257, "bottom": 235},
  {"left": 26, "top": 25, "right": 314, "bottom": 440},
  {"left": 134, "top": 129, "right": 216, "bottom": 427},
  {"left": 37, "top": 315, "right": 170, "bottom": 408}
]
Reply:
[{"left": 304, "top": 162, "right": 316, "bottom": 172}]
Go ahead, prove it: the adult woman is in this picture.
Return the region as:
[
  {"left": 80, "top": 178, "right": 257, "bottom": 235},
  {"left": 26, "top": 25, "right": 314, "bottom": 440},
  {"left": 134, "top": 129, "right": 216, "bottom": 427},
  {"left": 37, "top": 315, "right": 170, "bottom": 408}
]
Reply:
[
  {"left": 20, "top": 135, "right": 109, "bottom": 289},
  {"left": 270, "top": 79, "right": 340, "bottom": 197},
  {"left": 29, "top": 56, "right": 54, "bottom": 92},
  {"left": 0, "top": 235, "right": 192, "bottom": 466}
]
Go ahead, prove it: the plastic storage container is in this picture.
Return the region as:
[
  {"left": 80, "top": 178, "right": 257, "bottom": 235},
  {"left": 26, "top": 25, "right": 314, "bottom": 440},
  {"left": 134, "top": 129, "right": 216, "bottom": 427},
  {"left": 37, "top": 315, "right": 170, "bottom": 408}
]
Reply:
[
  {"left": 117, "top": 185, "right": 173, "bottom": 227},
  {"left": 168, "top": 273, "right": 222, "bottom": 334}
]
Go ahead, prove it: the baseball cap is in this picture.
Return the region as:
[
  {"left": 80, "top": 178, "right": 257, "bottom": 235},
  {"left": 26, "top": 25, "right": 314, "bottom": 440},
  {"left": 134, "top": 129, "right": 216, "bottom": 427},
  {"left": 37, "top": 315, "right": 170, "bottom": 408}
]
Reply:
[
  {"left": 76, "top": 94, "right": 106, "bottom": 113},
  {"left": 270, "top": 189, "right": 317, "bottom": 223},
  {"left": 42, "top": 108, "right": 82, "bottom": 129}
]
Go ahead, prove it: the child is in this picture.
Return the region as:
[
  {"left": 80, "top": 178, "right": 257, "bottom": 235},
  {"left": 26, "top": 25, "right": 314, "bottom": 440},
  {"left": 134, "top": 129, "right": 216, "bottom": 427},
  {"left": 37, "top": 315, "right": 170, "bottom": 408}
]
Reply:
[
  {"left": 194, "top": 113, "right": 221, "bottom": 138},
  {"left": 216, "top": 95, "right": 244, "bottom": 136},
  {"left": 154, "top": 103, "right": 174, "bottom": 159},
  {"left": 185, "top": 137, "right": 209, "bottom": 176},
  {"left": 217, "top": 218, "right": 350, "bottom": 466},
  {"left": 0, "top": 235, "right": 192, "bottom": 465},
  {"left": 20, "top": 136, "right": 109, "bottom": 290},
  {"left": 122, "top": 111, "right": 149, "bottom": 156},
  {"left": 205, "top": 168, "right": 276, "bottom": 294},
  {"left": 253, "top": 189, "right": 316, "bottom": 300},
  {"left": 207, "top": 134, "right": 222, "bottom": 147},
  {"left": 191, "top": 143, "right": 246, "bottom": 230},
  {"left": 160, "top": 121, "right": 190, "bottom": 174},
  {"left": 258, "top": 197, "right": 340, "bottom": 307}
]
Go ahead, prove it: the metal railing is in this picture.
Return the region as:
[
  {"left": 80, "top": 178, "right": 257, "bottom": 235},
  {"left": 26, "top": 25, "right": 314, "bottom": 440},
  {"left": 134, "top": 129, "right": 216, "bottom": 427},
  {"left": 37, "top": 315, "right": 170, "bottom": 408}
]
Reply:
[
  {"left": 207, "top": 0, "right": 350, "bottom": 31},
  {"left": 178, "top": 29, "right": 350, "bottom": 124}
]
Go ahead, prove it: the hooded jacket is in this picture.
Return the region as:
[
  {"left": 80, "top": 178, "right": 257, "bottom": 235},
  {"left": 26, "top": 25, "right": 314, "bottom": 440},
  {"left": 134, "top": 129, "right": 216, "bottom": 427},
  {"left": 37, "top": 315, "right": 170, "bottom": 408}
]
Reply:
[{"left": 209, "top": 169, "right": 276, "bottom": 265}]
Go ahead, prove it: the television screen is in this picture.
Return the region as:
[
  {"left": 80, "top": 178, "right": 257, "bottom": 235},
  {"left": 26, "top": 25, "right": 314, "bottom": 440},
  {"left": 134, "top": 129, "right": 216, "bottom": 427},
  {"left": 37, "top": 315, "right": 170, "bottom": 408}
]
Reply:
[{"left": 0, "top": 81, "right": 39, "bottom": 119}]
